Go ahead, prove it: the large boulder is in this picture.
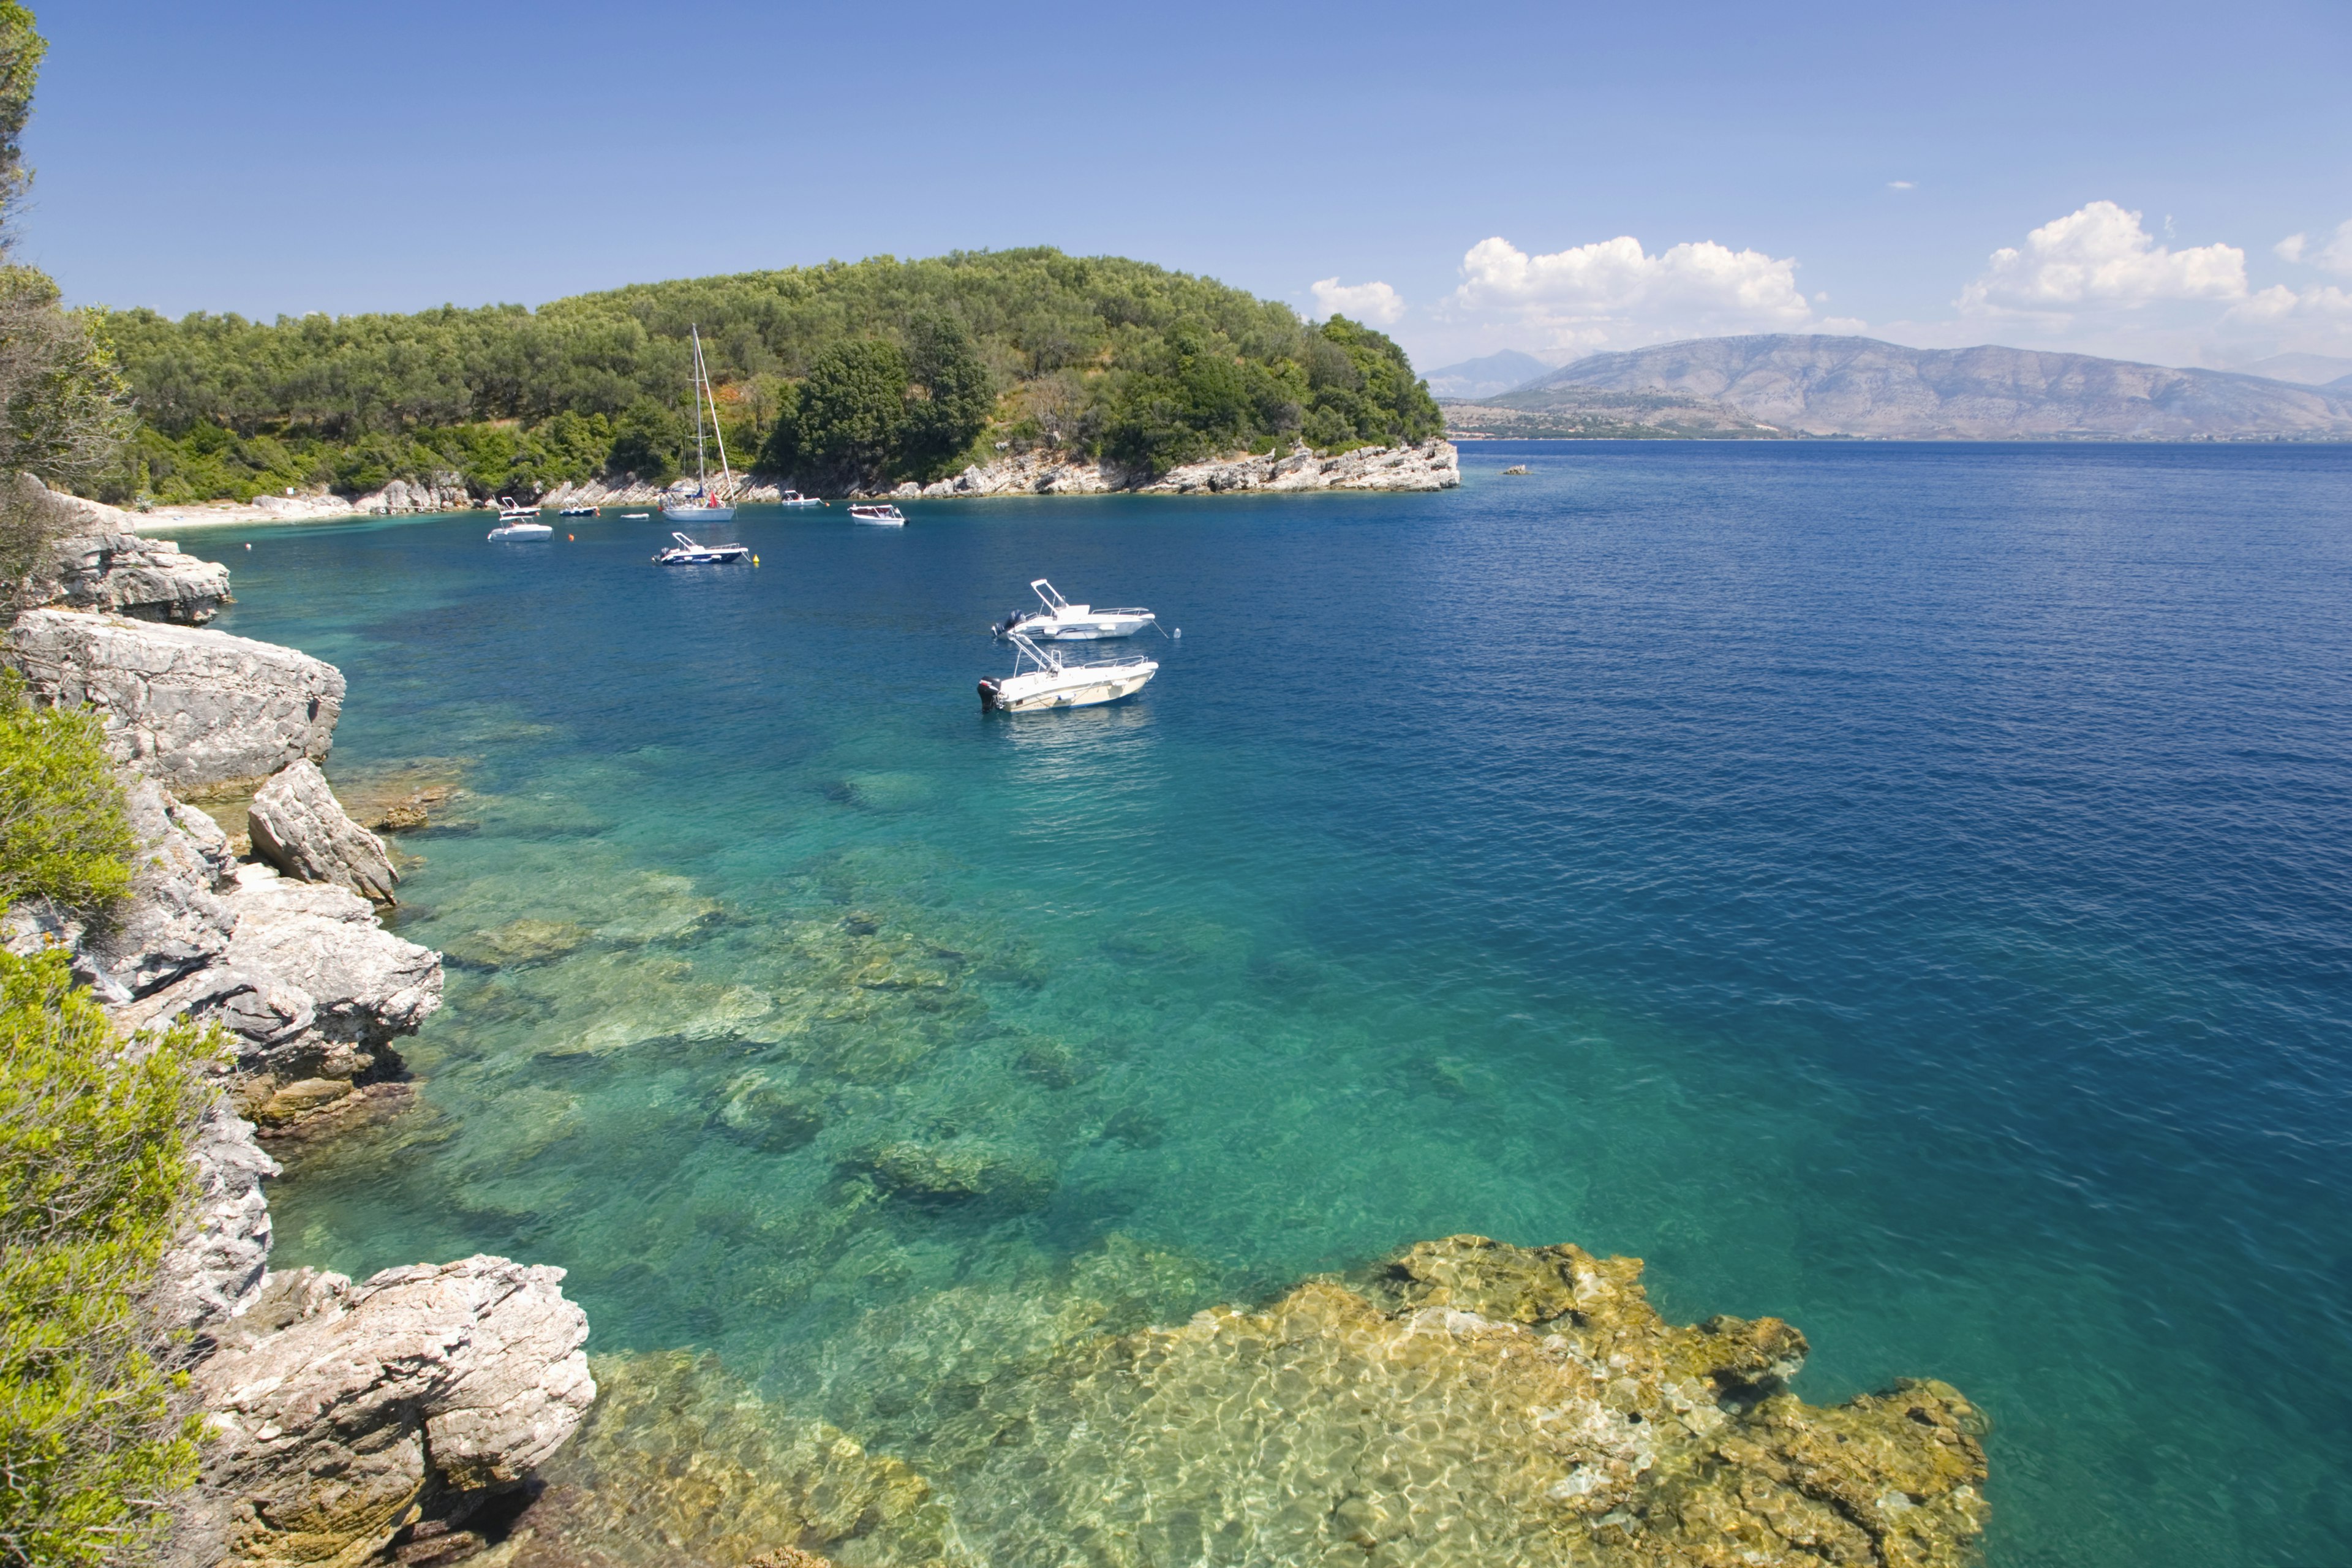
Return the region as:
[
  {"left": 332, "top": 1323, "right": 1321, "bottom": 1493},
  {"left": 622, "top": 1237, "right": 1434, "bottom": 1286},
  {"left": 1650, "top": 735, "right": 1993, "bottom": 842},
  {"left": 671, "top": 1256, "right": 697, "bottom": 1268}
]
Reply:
[
  {"left": 183, "top": 1257, "right": 596, "bottom": 1568},
  {"left": 69, "top": 773, "right": 238, "bottom": 1002},
  {"left": 4, "top": 609, "right": 343, "bottom": 791},
  {"left": 47, "top": 532, "right": 232, "bottom": 624},
  {"left": 247, "top": 760, "right": 399, "bottom": 903}
]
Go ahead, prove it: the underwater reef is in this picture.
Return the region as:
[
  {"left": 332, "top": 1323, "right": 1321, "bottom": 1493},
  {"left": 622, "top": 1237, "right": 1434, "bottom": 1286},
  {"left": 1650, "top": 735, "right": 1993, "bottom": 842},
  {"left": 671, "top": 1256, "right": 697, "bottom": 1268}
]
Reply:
[{"left": 502, "top": 1235, "right": 1986, "bottom": 1568}]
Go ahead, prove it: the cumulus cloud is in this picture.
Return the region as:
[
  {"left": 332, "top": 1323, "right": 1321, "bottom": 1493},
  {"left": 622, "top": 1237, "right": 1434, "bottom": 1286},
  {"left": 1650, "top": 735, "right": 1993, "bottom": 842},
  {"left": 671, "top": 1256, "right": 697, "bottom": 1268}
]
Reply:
[
  {"left": 1308, "top": 277, "right": 1404, "bottom": 325},
  {"left": 1959, "top": 200, "right": 2245, "bottom": 315},
  {"left": 1444, "top": 233, "right": 1826, "bottom": 353},
  {"left": 2278, "top": 219, "right": 2352, "bottom": 276}
]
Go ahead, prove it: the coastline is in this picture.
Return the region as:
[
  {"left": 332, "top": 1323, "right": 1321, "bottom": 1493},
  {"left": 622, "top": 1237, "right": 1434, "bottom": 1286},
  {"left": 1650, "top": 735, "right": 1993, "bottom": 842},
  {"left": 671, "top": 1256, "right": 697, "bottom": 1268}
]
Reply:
[{"left": 62, "top": 439, "right": 1461, "bottom": 530}]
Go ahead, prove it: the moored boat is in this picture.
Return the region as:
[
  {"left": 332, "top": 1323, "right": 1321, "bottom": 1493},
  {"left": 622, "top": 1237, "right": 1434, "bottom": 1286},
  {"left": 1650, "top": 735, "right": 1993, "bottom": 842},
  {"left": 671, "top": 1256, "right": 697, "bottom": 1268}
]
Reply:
[
  {"left": 653, "top": 530, "right": 751, "bottom": 566},
  {"left": 995, "top": 578, "right": 1156, "bottom": 641},
  {"left": 662, "top": 325, "right": 741, "bottom": 522},
  {"left": 559, "top": 505, "right": 599, "bottom": 517},
  {"left": 849, "top": 504, "right": 906, "bottom": 526},
  {"left": 487, "top": 519, "right": 553, "bottom": 540},
  {"left": 495, "top": 497, "right": 541, "bottom": 522},
  {"left": 979, "top": 629, "right": 1157, "bottom": 712},
  {"left": 777, "top": 489, "right": 822, "bottom": 507}
]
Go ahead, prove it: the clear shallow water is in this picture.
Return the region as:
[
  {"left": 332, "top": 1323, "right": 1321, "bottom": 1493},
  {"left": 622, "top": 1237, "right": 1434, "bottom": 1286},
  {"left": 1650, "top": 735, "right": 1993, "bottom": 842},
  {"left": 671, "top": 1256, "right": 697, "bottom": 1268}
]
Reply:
[{"left": 169, "top": 444, "right": 2352, "bottom": 1567}]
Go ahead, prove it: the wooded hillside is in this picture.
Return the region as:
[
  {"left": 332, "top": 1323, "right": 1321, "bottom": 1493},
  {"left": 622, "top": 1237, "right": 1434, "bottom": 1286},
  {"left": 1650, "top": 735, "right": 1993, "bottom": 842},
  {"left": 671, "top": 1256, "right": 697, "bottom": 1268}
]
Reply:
[{"left": 99, "top": 250, "right": 1444, "bottom": 502}]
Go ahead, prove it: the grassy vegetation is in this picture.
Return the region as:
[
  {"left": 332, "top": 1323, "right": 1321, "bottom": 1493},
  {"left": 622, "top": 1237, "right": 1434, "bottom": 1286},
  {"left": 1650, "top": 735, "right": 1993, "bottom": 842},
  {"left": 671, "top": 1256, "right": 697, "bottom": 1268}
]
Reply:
[{"left": 97, "top": 250, "right": 1444, "bottom": 500}]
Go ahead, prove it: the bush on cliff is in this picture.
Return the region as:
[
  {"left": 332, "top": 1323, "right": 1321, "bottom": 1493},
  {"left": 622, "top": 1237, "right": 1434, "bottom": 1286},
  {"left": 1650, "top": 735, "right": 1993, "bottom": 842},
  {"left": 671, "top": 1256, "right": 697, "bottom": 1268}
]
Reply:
[
  {"left": 0, "top": 671, "right": 133, "bottom": 916},
  {"left": 0, "top": 948, "right": 215, "bottom": 1568},
  {"left": 98, "top": 249, "right": 1444, "bottom": 500}
]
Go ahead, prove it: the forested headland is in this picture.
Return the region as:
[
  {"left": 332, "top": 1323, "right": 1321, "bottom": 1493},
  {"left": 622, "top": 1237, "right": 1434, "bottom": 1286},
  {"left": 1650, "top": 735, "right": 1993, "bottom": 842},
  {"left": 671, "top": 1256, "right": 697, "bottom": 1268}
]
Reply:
[{"left": 94, "top": 252, "right": 1445, "bottom": 504}]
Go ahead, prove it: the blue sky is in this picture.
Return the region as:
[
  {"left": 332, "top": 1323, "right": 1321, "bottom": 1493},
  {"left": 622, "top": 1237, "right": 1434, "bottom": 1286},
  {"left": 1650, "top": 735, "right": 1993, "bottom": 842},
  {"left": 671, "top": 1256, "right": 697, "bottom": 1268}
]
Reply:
[{"left": 26, "top": 0, "right": 2352, "bottom": 372}]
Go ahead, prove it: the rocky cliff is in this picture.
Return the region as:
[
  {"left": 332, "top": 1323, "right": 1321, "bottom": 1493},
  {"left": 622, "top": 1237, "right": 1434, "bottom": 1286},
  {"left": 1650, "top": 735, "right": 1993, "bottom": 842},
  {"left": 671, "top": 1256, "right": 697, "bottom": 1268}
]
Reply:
[
  {"left": 890, "top": 437, "right": 1461, "bottom": 499},
  {"left": 1, "top": 532, "right": 595, "bottom": 1568},
  {"left": 1473, "top": 334, "right": 2352, "bottom": 440}
]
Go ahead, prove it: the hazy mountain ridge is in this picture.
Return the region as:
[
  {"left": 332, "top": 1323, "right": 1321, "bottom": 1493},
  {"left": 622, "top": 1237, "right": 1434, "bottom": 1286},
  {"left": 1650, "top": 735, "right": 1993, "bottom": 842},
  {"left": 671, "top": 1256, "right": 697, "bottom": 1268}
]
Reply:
[
  {"left": 1421, "top": 349, "right": 1558, "bottom": 400},
  {"left": 1463, "top": 335, "right": 2352, "bottom": 440}
]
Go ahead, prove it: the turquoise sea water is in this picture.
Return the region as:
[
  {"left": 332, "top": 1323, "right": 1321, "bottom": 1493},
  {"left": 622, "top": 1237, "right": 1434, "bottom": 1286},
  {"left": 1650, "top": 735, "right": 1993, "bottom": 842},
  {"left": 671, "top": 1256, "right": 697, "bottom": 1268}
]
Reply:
[{"left": 169, "top": 443, "right": 2352, "bottom": 1567}]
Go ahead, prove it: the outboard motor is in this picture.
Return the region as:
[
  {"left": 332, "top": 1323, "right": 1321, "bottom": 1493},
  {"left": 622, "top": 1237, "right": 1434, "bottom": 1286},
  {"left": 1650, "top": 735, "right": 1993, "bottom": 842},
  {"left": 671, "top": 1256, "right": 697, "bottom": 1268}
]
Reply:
[{"left": 978, "top": 678, "right": 1004, "bottom": 710}]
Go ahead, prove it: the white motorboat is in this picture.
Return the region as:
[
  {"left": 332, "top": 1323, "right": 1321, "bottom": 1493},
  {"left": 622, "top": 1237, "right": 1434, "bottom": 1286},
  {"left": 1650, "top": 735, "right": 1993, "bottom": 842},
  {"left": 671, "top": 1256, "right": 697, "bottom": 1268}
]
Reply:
[
  {"left": 777, "top": 489, "right": 822, "bottom": 507},
  {"left": 994, "top": 578, "right": 1156, "bottom": 641},
  {"left": 653, "top": 530, "right": 751, "bottom": 566},
  {"left": 848, "top": 504, "right": 905, "bottom": 526},
  {"left": 487, "top": 505, "right": 552, "bottom": 541},
  {"left": 559, "top": 505, "right": 599, "bottom": 517},
  {"left": 979, "top": 629, "right": 1157, "bottom": 712},
  {"left": 662, "top": 325, "right": 740, "bottom": 522},
  {"left": 622, "top": 512, "right": 650, "bottom": 519}
]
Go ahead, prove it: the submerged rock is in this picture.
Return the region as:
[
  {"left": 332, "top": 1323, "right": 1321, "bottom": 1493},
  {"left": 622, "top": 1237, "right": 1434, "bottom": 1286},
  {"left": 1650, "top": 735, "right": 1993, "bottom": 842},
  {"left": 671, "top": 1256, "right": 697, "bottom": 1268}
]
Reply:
[
  {"left": 932, "top": 1234, "right": 1989, "bottom": 1567},
  {"left": 183, "top": 1257, "right": 595, "bottom": 1568},
  {"left": 848, "top": 1135, "right": 1058, "bottom": 1208},
  {"left": 4, "top": 609, "right": 342, "bottom": 791},
  {"left": 247, "top": 758, "right": 401, "bottom": 902},
  {"left": 446, "top": 918, "right": 592, "bottom": 970}
]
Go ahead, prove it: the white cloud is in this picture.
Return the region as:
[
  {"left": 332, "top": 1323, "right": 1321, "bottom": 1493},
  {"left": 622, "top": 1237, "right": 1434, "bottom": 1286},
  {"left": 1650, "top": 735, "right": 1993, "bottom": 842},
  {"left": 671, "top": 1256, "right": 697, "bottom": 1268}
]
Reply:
[
  {"left": 1959, "top": 201, "right": 2245, "bottom": 315},
  {"left": 2276, "top": 233, "right": 2307, "bottom": 263},
  {"left": 1888, "top": 180, "right": 1915, "bottom": 190},
  {"left": 2292, "top": 219, "right": 2352, "bottom": 276},
  {"left": 1443, "top": 233, "right": 1826, "bottom": 353},
  {"left": 1308, "top": 277, "right": 1404, "bottom": 325}
]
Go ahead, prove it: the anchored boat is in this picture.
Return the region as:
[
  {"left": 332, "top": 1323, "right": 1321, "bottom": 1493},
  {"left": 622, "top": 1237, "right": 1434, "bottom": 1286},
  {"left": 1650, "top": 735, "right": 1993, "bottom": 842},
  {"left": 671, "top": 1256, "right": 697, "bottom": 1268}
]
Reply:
[
  {"left": 777, "top": 489, "right": 822, "bottom": 507},
  {"left": 995, "top": 578, "right": 1155, "bottom": 641},
  {"left": 488, "top": 499, "right": 552, "bottom": 540},
  {"left": 979, "top": 629, "right": 1157, "bottom": 712},
  {"left": 663, "top": 325, "right": 739, "bottom": 522},
  {"left": 849, "top": 504, "right": 906, "bottom": 526},
  {"left": 653, "top": 530, "right": 750, "bottom": 566}
]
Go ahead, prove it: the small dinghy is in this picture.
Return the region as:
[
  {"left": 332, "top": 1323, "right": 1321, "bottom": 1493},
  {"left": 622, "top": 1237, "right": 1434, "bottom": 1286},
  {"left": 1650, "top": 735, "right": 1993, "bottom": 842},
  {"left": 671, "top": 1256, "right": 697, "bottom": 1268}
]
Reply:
[
  {"left": 979, "top": 629, "right": 1156, "bottom": 712},
  {"left": 777, "top": 489, "right": 822, "bottom": 507},
  {"left": 653, "top": 530, "right": 750, "bottom": 566},
  {"left": 849, "top": 504, "right": 906, "bottom": 526},
  {"left": 995, "top": 578, "right": 1155, "bottom": 641}
]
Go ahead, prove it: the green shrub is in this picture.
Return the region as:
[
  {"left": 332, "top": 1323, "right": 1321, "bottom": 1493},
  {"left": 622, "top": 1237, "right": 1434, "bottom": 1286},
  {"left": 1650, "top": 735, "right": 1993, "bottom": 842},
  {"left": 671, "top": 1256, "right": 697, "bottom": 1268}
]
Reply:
[
  {"left": 0, "top": 672, "right": 133, "bottom": 917},
  {"left": 0, "top": 948, "right": 216, "bottom": 1568}
]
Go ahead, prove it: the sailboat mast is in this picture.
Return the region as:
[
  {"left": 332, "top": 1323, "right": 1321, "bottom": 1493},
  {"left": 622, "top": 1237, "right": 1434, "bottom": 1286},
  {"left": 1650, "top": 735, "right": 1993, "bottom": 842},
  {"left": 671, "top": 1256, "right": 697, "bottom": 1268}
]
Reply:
[
  {"left": 697, "top": 328, "right": 736, "bottom": 500},
  {"left": 689, "top": 325, "right": 709, "bottom": 494}
]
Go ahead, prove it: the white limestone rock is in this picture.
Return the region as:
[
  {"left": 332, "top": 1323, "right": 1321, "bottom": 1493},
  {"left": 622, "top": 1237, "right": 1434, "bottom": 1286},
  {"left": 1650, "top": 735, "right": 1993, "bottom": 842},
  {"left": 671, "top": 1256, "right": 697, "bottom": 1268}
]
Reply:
[
  {"left": 183, "top": 1257, "right": 595, "bottom": 1568},
  {"left": 220, "top": 862, "right": 440, "bottom": 1057},
  {"left": 76, "top": 771, "right": 238, "bottom": 1001},
  {"left": 47, "top": 532, "right": 232, "bottom": 624},
  {"left": 162, "top": 1093, "right": 280, "bottom": 1329},
  {"left": 247, "top": 758, "right": 399, "bottom": 902},
  {"left": 4, "top": 609, "right": 344, "bottom": 791},
  {"left": 898, "top": 438, "right": 1460, "bottom": 499}
]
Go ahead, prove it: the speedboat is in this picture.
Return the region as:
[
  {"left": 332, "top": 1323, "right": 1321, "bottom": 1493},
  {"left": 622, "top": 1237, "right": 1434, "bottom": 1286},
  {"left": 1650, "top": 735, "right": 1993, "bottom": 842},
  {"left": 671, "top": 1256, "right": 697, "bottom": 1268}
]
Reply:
[
  {"left": 979, "top": 629, "right": 1157, "bottom": 712},
  {"left": 848, "top": 504, "right": 906, "bottom": 526},
  {"left": 653, "top": 530, "right": 751, "bottom": 566},
  {"left": 559, "top": 505, "right": 599, "bottom": 517},
  {"left": 488, "top": 505, "right": 552, "bottom": 541},
  {"left": 622, "top": 512, "right": 650, "bottom": 519},
  {"left": 994, "top": 578, "right": 1156, "bottom": 641},
  {"left": 777, "top": 489, "right": 822, "bottom": 507}
]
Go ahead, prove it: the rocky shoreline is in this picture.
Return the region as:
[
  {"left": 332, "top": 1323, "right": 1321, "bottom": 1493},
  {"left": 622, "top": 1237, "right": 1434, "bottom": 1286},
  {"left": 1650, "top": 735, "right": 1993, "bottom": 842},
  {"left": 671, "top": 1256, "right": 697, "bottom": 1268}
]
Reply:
[
  {"left": 3, "top": 526, "right": 595, "bottom": 1568},
  {"left": 49, "top": 439, "right": 1460, "bottom": 529}
]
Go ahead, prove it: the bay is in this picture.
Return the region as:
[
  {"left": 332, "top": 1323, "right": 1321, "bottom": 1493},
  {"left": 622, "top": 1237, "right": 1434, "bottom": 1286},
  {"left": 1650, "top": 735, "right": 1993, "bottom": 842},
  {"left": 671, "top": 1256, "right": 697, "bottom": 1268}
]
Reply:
[{"left": 171, "top": 442, "right": 2352, "bottom": 1567}]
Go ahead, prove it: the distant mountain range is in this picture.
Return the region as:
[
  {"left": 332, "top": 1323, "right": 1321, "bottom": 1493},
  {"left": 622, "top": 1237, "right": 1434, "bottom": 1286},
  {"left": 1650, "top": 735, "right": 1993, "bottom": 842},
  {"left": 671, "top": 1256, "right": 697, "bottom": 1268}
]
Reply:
[
  {"left": 1421, "top": 349, "right": 1558, "bottom": 400},
  {"left": 1437, "top": 335, "right": 2352, "bottom": 440},
  {"left": 2241, "top": 352, "right": 2352, "bottom": 388}
]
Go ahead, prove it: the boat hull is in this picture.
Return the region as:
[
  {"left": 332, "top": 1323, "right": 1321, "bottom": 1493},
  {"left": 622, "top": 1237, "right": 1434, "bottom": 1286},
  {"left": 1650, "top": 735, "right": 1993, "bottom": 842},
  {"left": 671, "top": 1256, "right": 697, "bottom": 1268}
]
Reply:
[
  {"left": 488, "top": 524, "right": 553, "bottom": 540},
  {"left": 663, "top": 504, "right": 737, "bottom": 522},
  {"left": 1010, "top": 611, "right": 1155, "bottom": 641},
  {"left": 655, "top": 545, "right": 751, "bottom": 565},
  {"left": 979, "top": 663, "right": 1157, "bottom": 712}
]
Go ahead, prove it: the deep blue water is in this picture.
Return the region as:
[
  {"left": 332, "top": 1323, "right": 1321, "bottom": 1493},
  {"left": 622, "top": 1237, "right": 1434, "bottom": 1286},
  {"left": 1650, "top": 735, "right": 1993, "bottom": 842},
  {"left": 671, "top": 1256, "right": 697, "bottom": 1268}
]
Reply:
[{"left": 170, "top": 442, "right": 2352, "bottom": 1567}]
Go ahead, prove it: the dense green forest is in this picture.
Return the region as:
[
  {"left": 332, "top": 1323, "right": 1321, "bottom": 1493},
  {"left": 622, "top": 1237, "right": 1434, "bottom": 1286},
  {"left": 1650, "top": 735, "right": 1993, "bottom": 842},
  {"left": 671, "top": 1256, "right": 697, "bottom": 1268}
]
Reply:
[{"left": 97, "top": 251, "right": 1446, "bottom": 503}]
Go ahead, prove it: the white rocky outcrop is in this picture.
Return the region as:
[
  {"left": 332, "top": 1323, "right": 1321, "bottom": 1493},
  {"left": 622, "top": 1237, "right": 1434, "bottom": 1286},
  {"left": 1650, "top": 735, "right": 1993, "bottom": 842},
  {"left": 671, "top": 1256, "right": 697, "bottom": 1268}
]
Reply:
[
  {"left": 181, "top": 1258, "right": 596, "bottom": 1568},
  {"left": 162, "top": 1093, "right": 280, "bottom": 1329},
  {"left": 891, "top": 437, "right": 1461, "bottom": 500},
  {"left": 247, "top": 758, "right": 400, "bottom": 902},
  {"left": 5, "top": 609, "right": 343, "bottom": 791},
  {"left": 45, "top": 532, "right": 233, "bottom": 624},
  {"left": 352, "top": 477, "right": 475, "bottom": 514}
]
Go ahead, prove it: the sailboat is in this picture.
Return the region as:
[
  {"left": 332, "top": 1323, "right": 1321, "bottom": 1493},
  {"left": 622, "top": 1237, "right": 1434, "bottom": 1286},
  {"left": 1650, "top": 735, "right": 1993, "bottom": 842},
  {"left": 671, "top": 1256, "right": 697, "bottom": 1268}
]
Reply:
[{"left": 663, "top": 325, "right": 738, "bottom": 522}]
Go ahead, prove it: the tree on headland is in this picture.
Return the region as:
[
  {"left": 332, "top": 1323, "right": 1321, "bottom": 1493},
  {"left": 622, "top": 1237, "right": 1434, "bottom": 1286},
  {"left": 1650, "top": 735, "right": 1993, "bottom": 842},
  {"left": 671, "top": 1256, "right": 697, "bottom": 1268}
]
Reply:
[{"left": 0, "top": 2, "right": 45, "bottom": 215}]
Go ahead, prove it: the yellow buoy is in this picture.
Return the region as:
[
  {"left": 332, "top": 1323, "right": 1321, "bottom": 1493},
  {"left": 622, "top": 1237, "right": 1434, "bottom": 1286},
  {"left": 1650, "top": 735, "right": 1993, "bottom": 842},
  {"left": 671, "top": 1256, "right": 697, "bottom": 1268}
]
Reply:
[{"left": 753, "top": 555, "right": 760, "bottom": 565}]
